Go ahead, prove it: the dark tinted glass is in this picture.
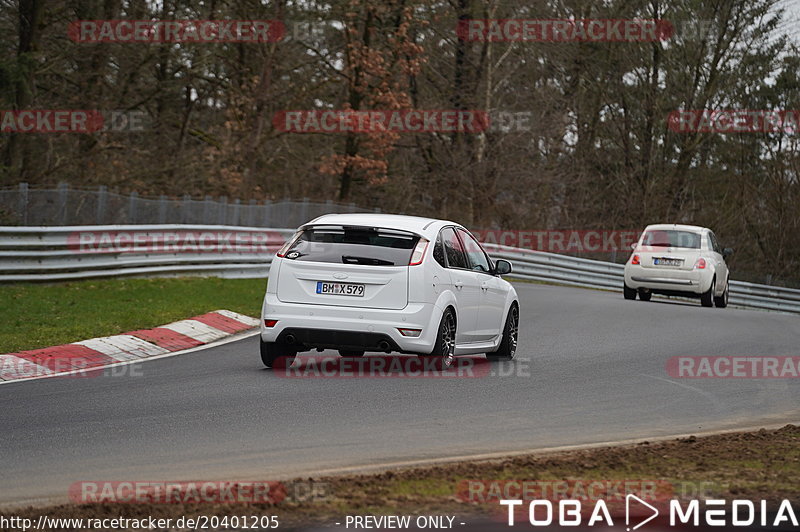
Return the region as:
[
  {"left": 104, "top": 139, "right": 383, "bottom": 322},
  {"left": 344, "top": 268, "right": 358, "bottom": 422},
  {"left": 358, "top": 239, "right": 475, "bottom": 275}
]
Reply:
[
  {"left": 457, "top": 229, "right": 491, "bottom": 273},
  {"left": 433, "top": 236, "right": 446, "bottom": 267},
  {"left": 441, "top": 228, "right": 467, "bottom": 268},
  {"left": 641, "top": 230, "right": 701, "bottom": 249},
  {"left": 285, "top": 227, "right": 419, "bottom": 266}
]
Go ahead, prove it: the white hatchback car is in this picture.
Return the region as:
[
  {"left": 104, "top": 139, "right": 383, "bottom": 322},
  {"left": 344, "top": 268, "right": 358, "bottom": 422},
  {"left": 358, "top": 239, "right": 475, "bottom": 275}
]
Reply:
[
  {"left": 260, "top": 214, "right": 519, "bottom": 369},
  {"left": 624, "top": 224, "right": 732, "bottom": 307}
]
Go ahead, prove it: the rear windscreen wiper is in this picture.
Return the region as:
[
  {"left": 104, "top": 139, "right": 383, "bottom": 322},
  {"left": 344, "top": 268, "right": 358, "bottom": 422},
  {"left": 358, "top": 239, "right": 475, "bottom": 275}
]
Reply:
[{"left": 341, "top": 255, "right": 395, "bottom": 266}]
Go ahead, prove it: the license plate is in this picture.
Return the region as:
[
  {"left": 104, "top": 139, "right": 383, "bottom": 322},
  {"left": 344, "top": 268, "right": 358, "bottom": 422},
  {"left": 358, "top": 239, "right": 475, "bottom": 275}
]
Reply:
[
  {"left": 316, "top": 281, "right": 365, "bottom": 297},
  {"left": 654, "top": 257, "right": 682, "bottom": 266}
]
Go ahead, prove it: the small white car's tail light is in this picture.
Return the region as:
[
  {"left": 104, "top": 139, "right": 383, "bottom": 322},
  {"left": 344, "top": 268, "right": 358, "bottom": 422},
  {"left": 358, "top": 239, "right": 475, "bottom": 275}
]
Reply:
[
  {"left": 409, "top": 239, "right": 429, "bottom": 266},
  {"left": 397, "top": 328, "right": 422, "bottom": 337},
  {"left": 694, "top": 258, "right": 707, "bottom": 269},
  {"left": 631, "top": 254, "right": 640, "bottom": 265},
  {"left": 264, "top": 319, "right": 278, "bottom": 327}
]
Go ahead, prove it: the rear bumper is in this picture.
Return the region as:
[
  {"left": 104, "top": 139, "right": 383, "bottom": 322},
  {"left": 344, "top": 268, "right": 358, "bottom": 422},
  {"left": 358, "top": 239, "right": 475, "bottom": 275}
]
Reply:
[
  {"left": 624, "top": 264, "right": 712, "bottom": 295},
  {"left": 260, "top": 293, "right": 441, "bottom": 354}
]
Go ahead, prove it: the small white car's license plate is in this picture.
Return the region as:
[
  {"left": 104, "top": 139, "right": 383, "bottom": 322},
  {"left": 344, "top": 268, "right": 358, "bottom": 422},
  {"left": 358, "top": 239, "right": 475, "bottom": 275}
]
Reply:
[
  {"left": 654, "top": 257, "right": 682, "bottom": 266},
  {"left": 316, "top": 281, "right": 365, "bottom": 297}
]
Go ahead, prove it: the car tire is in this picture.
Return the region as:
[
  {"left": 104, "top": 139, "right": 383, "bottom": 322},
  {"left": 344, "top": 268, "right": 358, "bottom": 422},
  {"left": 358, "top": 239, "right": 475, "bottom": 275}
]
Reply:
[
  {"left": 419, "top": 308, "right": 456, "bottom": 370},
  {"left": 638, "top": 289, "right": 652, "bottom": 302},
  {"left": 714, "top": 279, "right": 729, "bottom": 308},
  {"left": 260, "top": 339, "right": 296, "bottom": 369},
  {"left": 486, "top": 304, "right": 518, "bottom": 361},
  {"left": 623, "top": 283, "right": 637, "bottom": 300},
  {"left": 701, "top": 278, "right": 715, "bottom": 308},
  {"left": 338, "top": 350, "right": 365, "bottom": 357}
]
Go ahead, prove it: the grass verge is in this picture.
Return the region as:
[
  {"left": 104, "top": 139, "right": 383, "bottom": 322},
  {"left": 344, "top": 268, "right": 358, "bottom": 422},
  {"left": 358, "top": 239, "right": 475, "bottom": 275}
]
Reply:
[{"left": 0, "top": 277, "right": 266, "bottom": 353}]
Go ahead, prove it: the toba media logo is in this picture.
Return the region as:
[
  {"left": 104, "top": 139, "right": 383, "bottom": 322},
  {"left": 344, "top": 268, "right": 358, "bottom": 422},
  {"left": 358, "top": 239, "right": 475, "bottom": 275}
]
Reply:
[{"left": 499, "top": 497, "right": 799, "bottom": 529}]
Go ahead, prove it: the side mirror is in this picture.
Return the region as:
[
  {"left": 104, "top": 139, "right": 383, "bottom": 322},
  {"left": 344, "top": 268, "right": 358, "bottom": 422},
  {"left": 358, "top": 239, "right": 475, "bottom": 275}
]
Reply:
[
  {"left": 494, "top": 259, "right": 512, "bottom": 275},
  {"left": 723, "top": 248, "right": 734, "bottom": 258},
  {"left": 631, "top": 243, "right": 637, "bottom": 250}
]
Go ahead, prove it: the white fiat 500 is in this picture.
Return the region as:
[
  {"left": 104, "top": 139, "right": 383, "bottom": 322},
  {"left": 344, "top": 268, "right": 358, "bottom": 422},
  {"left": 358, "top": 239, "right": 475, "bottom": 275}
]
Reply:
[
  {"left": 624, "top": 224, "right": 733, "bottom": 307},
  {"left": 260, "top": 214, "right": 519, "bottom": 369}
]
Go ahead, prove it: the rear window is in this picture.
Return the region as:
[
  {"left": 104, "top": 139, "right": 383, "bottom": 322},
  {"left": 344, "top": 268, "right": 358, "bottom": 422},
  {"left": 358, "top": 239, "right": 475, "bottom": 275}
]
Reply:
[
  {"left": 641, "top": 229, "right": 701, "bottom": 249},
  {"left": 284, "top": 226, "right": 420, "bottom": 266}
]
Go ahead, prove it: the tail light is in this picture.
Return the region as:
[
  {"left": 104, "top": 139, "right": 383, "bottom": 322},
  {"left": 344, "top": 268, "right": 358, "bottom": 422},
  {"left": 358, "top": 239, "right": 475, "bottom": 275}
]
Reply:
[
  {"left": 264, "top": 319, "right": 278, "bottom": 327},
  {"left": 694, "top": 258, "right": 706, "bottom": 269},
  {"left": 409, "top": 239, "right": 429, "bottom": 266},
  {"left": 631, "top": 254, "right": 640, "bottom": 265},
  {"left": 397, "top": 328, "right": 422, "bottom": 337},
  {"left": 276, "top": 232, "right": 302, "bottom": 258}
]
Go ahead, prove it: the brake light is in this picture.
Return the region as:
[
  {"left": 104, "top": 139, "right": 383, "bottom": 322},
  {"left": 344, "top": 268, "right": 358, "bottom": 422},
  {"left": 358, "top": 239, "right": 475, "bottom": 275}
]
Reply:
[
  {"left": 631, "top": 254, "right": 640, "bottom": 265},
  {"left": 276, "top": 232, "right": 301, "bottom": 257},
  {"left": 409, "top": 239, "right": 429, "bottom": 266},
  {"left": 264, "top": 319, "right": 278, "bottom": 327},
  {"left": 694, "top": 258, "right": 706, "bottom": 269},
  {"left": 397, "top": 328, "right": 422, "bottom": 337}
]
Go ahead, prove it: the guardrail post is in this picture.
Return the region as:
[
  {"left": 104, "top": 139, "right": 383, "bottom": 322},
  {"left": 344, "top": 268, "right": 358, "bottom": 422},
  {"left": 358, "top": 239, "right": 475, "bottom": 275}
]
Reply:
[
  {"left": 248, "top": 199, "right": 257, "bottom": 226},
  {"left": 18, "top": 182, "right": 28, "bottom": 225},
  {"left": 202, "top": 195, "right": 211, "bottom": 224},
  {"left": 57, "top": 182, "right": 70, "bottom": 225},
  {"left": 182, "top": 194, "right": 191, "bottom": 223},
  {"left": 158, "top": 195, "right": 167, "bottom": 223},
  {"left": 219, "top": 196, "right": 227, "bottom": 225},
  {"left": 300, "top": 197, "right": 309, "bottom": 223},
  {"left": 96, "top": 185, "right": 108, "bottom": 224},
  {"left": 232, "top": 198, "right": 241, "bottom": 226},
  {"left": 262, "top": 200, "right": 272, "bottom": 226},
  {"left": 128, "top": 191, "right": 138, "bottom": 223}
]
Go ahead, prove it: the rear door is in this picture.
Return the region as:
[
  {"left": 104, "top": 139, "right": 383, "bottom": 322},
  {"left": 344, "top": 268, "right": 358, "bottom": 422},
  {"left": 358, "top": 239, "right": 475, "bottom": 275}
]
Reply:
[
  {"left": 276, "top": 226, "right": 417, "bottom": 310},
  {"left": 440, "top": 227, "right": 481, "bottom": 344}
]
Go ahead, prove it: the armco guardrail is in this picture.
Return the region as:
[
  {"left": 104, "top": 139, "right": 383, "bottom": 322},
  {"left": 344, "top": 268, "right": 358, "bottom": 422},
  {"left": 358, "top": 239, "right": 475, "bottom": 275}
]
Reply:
[
  {"left": 482, "top": 243, "right": 800, "bottom": 314},
  {"left": 1, "top": 225, "right": 799, "bottom": 314},
  {"left": 0, "top": 225, "right": 294, "bottom": 282}
]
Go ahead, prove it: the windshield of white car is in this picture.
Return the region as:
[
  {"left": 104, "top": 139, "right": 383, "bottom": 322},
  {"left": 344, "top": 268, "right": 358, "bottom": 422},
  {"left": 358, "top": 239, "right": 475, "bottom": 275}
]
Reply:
[
  {"left": 285, "top": 227, "right": 419, "bottom": 266},
  {"left": 640, "top": 230, "right": 701, "bottom": 249}
]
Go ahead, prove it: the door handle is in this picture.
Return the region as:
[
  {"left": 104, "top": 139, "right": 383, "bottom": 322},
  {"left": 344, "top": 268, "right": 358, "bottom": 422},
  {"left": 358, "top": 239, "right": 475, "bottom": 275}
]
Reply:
[{"left": 454, "top": 280, "right": 463, "bottom": 289}]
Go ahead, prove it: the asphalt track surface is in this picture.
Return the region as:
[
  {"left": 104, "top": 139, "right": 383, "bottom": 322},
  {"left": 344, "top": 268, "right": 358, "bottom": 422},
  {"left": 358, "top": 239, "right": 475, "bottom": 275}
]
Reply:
[{"left": 2, "top": 283, "right": 799, "bottom": 507}]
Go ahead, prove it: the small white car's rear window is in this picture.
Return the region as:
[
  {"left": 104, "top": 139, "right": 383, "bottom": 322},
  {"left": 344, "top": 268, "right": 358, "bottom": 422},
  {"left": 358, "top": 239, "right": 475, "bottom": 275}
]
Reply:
[{"left": 641, "top": 229, "right": 701, "bottom": 249}]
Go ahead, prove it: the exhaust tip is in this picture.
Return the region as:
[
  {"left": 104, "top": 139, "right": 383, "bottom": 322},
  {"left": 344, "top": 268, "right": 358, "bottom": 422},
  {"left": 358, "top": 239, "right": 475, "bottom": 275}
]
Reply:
[
  {"left": 285, "top": 334, "right": 296, "bottom": 345},
  {"left": 377, "top": 340, "right": 391, "bottom": 352}
]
